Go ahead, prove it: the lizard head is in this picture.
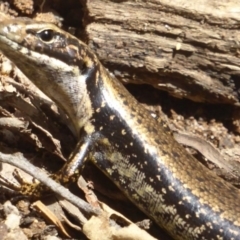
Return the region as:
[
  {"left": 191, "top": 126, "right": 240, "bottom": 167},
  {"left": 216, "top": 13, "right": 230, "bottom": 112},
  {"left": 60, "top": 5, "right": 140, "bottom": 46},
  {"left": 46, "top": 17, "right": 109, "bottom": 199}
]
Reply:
[{"left": 0, "top": 18, "right": 98, "bottom": 135}]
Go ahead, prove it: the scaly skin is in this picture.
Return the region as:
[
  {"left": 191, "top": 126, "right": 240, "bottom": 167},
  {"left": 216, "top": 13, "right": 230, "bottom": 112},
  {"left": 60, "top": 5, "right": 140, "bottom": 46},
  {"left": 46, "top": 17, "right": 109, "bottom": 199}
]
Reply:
[{"left": 0, "top": 19, "right": 240, "bottom": 239}]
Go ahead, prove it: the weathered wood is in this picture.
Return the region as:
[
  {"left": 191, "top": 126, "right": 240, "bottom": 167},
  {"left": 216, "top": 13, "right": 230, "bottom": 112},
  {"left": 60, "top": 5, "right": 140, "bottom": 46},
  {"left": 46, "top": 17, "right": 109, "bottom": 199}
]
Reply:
[{"left": 85, "top": 0, "right": 240, "bottom": 105}]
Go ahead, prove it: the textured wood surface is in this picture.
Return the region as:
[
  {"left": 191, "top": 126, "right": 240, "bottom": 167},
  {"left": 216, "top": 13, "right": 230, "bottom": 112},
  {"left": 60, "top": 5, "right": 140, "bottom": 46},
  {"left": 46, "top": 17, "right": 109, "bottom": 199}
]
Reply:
[{"left": 85, "top": 0, "right": 240, "bottom": 105}]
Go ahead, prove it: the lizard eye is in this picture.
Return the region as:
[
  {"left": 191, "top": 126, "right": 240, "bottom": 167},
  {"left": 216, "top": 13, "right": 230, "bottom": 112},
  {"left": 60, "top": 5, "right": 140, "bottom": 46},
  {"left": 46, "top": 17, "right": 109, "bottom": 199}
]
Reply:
[{"left": 38, "top": 29, "right": 54, "bottom": 42}]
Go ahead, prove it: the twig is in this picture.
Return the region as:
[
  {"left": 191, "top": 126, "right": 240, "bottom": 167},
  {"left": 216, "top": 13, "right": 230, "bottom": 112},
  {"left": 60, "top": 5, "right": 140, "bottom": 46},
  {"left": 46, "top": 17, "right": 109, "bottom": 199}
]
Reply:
[{"left": 0, "top": 149, "right": 100, "bottom": 218}]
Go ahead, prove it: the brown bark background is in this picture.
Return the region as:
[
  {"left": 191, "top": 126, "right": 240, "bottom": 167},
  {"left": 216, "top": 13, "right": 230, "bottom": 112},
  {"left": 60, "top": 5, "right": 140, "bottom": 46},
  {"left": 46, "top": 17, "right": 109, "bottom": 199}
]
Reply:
[{"left": 85, "top": 0, "right": 240, "bottom": 105}]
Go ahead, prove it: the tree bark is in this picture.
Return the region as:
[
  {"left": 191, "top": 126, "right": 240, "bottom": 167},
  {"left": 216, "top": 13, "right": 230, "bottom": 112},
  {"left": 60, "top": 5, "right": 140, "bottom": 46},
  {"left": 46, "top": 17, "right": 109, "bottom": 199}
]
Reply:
[{"left": 84, "top": 0, "right": 240, "bottom": 105}]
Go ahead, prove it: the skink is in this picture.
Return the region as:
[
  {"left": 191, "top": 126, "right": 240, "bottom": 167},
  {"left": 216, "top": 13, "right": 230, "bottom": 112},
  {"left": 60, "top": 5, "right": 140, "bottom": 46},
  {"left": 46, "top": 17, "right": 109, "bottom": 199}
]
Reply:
[{"left": 0, "top": 19, "right": 240, "bottom": 240}]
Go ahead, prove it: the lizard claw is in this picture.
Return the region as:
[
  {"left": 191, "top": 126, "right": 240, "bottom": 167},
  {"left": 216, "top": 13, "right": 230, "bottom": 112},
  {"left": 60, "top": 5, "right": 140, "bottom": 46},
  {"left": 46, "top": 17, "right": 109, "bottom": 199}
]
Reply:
[{"left": 0, "top": 169, "right": 50, "bottom": 198}]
